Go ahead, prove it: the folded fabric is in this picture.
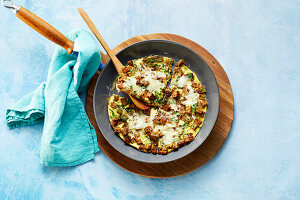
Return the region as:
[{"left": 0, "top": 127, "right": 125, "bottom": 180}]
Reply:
[{"left": 6, "top": 29, "right": 101, "bottom": 166}]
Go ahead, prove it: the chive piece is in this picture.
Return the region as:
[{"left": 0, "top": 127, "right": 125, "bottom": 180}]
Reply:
[
  {"left": 120, "top": 115, "right": 127, "bottom": 122},
  {"left": 161, "top": 63, "right": 166, "bottom": 71},
  {"left": 182, "top": 117, "right": 189, "bottom": 130},
  {"left": 154, "top": 97, "right": 163, "bottom": 105},
  {"left": 192, "top": 103, "right": 197, "bottom": 113},
  {"left": 117, "top": 105, "right": 124, "bottom": 109},
  {"left": 109, "top": 109, "right": 116, "bottom": 119}
]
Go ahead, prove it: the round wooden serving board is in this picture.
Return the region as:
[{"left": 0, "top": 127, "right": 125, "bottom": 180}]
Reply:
[{"left": 86, "top": 33, "right": 234, "bottom": 178}]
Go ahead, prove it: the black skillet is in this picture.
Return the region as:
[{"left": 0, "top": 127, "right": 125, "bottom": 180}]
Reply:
[{"left": 93, "top": 40, "right": 220, "bottom": 163}]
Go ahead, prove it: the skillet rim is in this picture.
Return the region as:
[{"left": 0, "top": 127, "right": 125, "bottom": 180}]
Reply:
[{"left": 93, "top": 39, "right": 220, "bottom": 163}]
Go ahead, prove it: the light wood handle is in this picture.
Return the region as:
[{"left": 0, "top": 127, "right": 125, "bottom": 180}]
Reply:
[
  {"left": 78, "top": 8, "right": 150, "bottom": 110},
  {"left": 77, "top": 8, "right": 123, "bottom": 74},
  {"left": 16, "top": 7, "right": 74, "bottom": 55}
]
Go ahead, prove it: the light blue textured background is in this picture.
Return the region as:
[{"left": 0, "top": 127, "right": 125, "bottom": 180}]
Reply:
[{"left": 0, "top": 0, "right": 299, "bottom": 199}]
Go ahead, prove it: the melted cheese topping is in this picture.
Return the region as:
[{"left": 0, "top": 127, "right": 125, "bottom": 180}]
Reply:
[
  {"left": 134, "top": 59, "right": 142, "bottom": 67},
  {"left": 156, "top": 71, "right": 167, "bottom": 78},
  {"left": 128, "top": 114, "right": 149, "bottom": 130},
  {"left": 176, "top": 76, "right": 189, "bottom": 88},
  {"left": 153, "top": 116, "right": 180, "bottom": 145},
  {"left": 123, "top": 77, "right": 142, "bottom": 95},
  {"left": 119, "top": 57, "right": 170, "bottom": 103},
  {"left": 147, "top": 79, "right": 164, "bottom": 93},
  {"left": 182, "top": 86, "right": 199, "bottom": 106}
]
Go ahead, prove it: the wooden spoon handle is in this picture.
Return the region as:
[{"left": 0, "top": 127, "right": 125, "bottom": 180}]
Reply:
[
  {"left": 78, "top": 8, "right": 150, "bottom": 110},
  {"left": 16, "top": 7, "right": 74, "bottom": 55},
  {"left": 77, "top": 8, "right": 123, "bottom": 74}
]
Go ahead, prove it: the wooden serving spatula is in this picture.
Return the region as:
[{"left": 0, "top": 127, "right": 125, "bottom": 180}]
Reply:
[{"left": 77, "top": 8, "right": 150, "bottom": 110}]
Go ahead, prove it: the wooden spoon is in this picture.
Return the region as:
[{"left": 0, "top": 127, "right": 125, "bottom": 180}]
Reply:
[{"left": 78, "top": 8, "right": 150, "bottom": 110}]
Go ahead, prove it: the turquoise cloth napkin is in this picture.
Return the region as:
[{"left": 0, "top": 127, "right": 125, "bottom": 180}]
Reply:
[{"left": 6, "top": 29, "right": 101, "bottom": 166}]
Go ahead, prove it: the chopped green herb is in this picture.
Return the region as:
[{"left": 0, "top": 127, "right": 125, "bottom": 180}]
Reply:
[
  {"left": 182, "top": 117, "right": 189, "bottom": 130},
  {"left": 117, "top": 105, "right": 124, "bottom": 110},
  {"left": 120, "top": 115, "right": 127, "bottom": 122},
  {"left": 130, "top": 68, "right": 135, "bottom": 74},
  {"left": 109, "top": 109, "right": 116, "bottom": 119},
  {"left": 145, "top": 58, "right": 154, "bottom": 63},
  {"left": 150, "top": 63, "right": 158, "bottom": 68},
  {"left": 172, "top": 138, "right": 178, "bottom": 143},
  {"left": 153, "top": 91, "right": 162, "bottom": 99},
  {"left": 200, "top": 88, "right": 204, "bottom": 92},
  {"left": 161, "top": 63, "right": 166, "bottom": 71},
  {"left": 154, "top": 98, "right": 163, "bottom": 105},
  {"left": 187, "top": 73, "right": 194, "bottom": 80},
  {"left": 130, "top": 85, "right": 133, "bottom": 91},
  {"left": 192, "top": 103, "right": 197, "bottom": 113},
  {"left": 125, "top": 107, "right": 133, "bottom": 112},
  {"left": 173, "top": 116, "right": 179, "bottom": 123}
]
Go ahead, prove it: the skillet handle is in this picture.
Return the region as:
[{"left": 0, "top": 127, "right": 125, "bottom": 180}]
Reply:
[
  {"left": 2, "top": 0, "right": 74, "bottom": 55},
  {"left": 16, "top": 7, "right": 74, "bottom": 55},
  {"left": 1, "top": 0, "right": 74, "bottom": 55}
]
